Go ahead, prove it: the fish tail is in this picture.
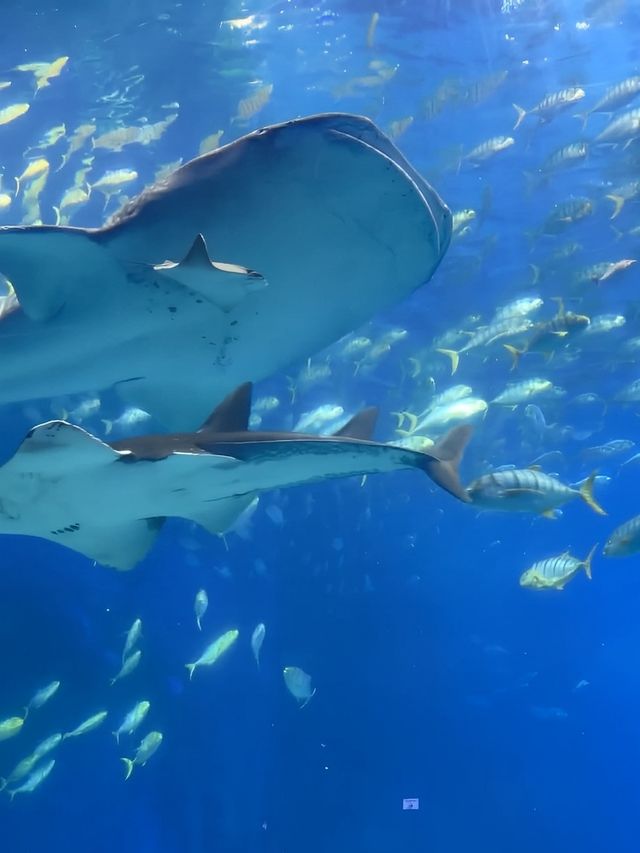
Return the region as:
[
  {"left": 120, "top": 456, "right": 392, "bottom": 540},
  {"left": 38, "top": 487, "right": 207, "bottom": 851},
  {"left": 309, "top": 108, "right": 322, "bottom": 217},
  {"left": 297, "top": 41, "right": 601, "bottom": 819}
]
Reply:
[
  {"left": 512, "top": 103, "right": 527, "bottom": 130},
  {"left": 196, "top": 618, "right": 202, "bottom": 631},
  {"left": 606, "top": 194, "right": 625, "bottom": 220},
  {"left": 113, "top": 731, "right": 120, "bottom": 744},
  {"left": 573, "top": 111, "right": 589, "bottom": 131},
  {"left": 404, "top": 412, "right": 418, "bottom": 433},
  {"left": 435, "top": 348, "right": 459, "bottom": 375},
  {"left": 22, "top": 705, "right": 29, "bottom": 721},
  {"left": 121, "top": 758, "right": 134, "bottom": 780},
  {"left": 503, "top": 344, "right": 523, "bottom": 371},
  {"left": 407, "top": 357, "right": 421, "bottom": 379},
  {"left": 0, "top": 778, "right": 6, "bottom": 792},
  {"left": 366, "top": 11, "right": 380, "bottom": 49},
  {"left": 420, "top": 424, "right": 473, "bottom": 503},
  {"left": 529, "top": 263, "right": 541, "bottom": 285},
  {"left": 185, "top": 663, "right": 196, "bottom": 681},
  {"left": 300, "top": 688, "right": 317, "bottom": 709},
  {"left": 579, "top": 472, "right": 607, "bottom": 516},
  {"left": 101, "top": 419, "right": 114, "bottom": 436},
  {"left": 582, "top": 544, "right": 598, "bottom": 580}
]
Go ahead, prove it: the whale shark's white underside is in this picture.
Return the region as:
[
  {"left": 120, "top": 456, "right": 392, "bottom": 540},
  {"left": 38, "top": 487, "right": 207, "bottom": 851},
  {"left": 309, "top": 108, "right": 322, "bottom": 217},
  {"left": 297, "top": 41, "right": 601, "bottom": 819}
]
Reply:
[{"left": 0, "top": 113, "right": 451, "bottom": 429}]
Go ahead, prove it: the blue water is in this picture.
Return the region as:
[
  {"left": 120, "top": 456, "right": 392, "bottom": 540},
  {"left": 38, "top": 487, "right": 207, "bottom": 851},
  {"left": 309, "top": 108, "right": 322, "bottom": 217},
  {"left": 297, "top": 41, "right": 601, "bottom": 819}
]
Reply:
[{"left": 1, "top": 0, "right": 640, "bottom": 850}]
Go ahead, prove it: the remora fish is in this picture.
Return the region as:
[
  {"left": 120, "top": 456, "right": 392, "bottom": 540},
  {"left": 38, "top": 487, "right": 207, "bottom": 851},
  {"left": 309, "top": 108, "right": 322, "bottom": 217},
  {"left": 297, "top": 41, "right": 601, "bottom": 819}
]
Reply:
[
  {"left": 0, "top": 383, "right": 472, "bottom": 569},
  {"left": 0, "top": 113, "right": 451, "bottom": 429}
]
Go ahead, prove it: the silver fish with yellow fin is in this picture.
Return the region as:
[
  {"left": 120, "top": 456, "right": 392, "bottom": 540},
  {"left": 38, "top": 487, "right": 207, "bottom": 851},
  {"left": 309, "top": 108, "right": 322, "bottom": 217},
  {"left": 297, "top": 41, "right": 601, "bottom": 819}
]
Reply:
[
  {"left": 121, "top": 731, "right": 163, "bottom": 780},
  {"left": 467, "top": 469, "right": 605, "bottom": 517},
  {"left": 604, "top": 514, "right": 640, "bottom": 557},
  {"left": 186, "top": 629, "right": 239, "bottom": 680},
  {"left": 520, "top": 545, "right": 597, "bottom": 590},
  {"left": 283, "top": 666, "right": 316, "bottom": 708}
]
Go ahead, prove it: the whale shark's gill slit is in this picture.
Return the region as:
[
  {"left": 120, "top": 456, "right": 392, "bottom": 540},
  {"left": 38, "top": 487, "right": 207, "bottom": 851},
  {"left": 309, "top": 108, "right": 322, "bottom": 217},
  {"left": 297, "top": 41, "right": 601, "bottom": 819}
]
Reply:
[{"left": 51, "top": 522, "right": 81, "bottom": 535}]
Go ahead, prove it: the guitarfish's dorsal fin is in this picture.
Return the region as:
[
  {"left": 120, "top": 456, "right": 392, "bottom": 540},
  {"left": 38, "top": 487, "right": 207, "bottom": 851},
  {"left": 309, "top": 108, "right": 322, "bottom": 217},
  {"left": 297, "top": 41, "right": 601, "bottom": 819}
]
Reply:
[{"left": 198, "top": 383, "right": 252, "bottom": 433}]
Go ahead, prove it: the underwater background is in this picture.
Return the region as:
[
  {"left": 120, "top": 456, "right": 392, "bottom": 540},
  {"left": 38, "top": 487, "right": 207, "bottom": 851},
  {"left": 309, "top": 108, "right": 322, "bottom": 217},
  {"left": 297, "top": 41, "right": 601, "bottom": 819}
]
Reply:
[{"left": 1, "top": 0, "right": 640, "bottom": 850}]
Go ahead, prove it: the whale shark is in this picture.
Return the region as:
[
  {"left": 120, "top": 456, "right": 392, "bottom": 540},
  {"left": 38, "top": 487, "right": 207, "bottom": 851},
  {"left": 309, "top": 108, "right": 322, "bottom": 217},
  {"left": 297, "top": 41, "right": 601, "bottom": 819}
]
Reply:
[
  {"left": 0, "top": 384, "right": 471, "bottom": 570},
  {"left": 0, "top": 113, "right": 451, "bottom": 429}
]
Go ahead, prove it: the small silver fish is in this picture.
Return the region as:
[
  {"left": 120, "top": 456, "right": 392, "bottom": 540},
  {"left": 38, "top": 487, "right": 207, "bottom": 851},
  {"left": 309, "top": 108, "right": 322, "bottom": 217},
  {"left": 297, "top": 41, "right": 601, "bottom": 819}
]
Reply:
[
  {"left": 251, "top": 623, "right": 266, "bottom": 669},
  {"left": 283, "top": 666, "right": 316, "bottom": 708},
  {"left": 194, "top": 589, "right": 208, "bottom": 631}
]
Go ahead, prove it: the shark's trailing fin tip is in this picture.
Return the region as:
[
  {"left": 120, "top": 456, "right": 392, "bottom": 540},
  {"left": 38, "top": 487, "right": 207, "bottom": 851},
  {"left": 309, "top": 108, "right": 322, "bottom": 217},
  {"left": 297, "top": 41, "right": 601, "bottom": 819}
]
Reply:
[{"left": 423, "top": 424, "right": 473, "bottom": 502}]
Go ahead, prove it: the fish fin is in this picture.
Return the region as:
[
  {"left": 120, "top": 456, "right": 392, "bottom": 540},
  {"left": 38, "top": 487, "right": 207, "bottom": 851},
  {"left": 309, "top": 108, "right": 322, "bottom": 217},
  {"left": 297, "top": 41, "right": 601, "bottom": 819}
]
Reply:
[
  {"left": 402, "top": 412, "right": 419, "bottom": 434},
  {"left": 121, "top": 758, "right": 134, "bottom": 780},
  {"left": 333, "top": 407, "right": 378, "bottom": 440},
  {"left": 527, "top": 464, "right": 543, "bottom": 471},
  {"left": 390, "top": 411, "right": 406, "bottom": 429},
  {"left": 198, "top": 383, "right": 252, "bottom": 433},
  {"left": 512, "top": 103, "right": 527, "bottom": 130},
  {"left": 606, "top": 194, "right": 625, "bottom": 220},
  {"left": 407, "top": 357, "right": 421, "bottom": 379},
  {"left": 0, "top": 778, "right": 6, "bottom": 792},
  {"left": 42, "top": 517, "right": 164, "bottom": 570},
  {"left": 8, "top": 420, "right": 123, "bottom": 478},
  {"left": 503, "top": 344, "right": 523, "bottom": 370},
  {"left": 435, "top": 348, "right": 459, "bottom": 375},
  {"left": 183, "top": 494, "right": 257, "bottom": 537},
  {"left": 540, "top": 509, "right": 556, "bottom": 519},
  {"left": 422, "top": 424, "right": 473, "bottom": 503},
  {"left": 185, "top": 663, "right": 196, "bottom": 681},
  {"left": 529, "top": 263, "right": 540, "bottom": 285},
  {"left": 113, "top": 732, "right": 120, "bottom": 744},
  {"left": 180, "top": 233, "right": 212, "bottom": 268},
  {"left": 0, "top": 226, "right": 123, "bottom": 322},
  {"left": 579, "top": 472, "right": 606, "bottom": 516},
  {"left": 300, "top": 688, "right": 317, "bottom": 709},
  {"left": 101, "top": 419, "right": 114, "bottom": 436},
  {"left": 573, "top": 111, "right": 589, "bottom": 131},
  {"left": 583, "top": 544, "right": 597, "bottom": 580}
]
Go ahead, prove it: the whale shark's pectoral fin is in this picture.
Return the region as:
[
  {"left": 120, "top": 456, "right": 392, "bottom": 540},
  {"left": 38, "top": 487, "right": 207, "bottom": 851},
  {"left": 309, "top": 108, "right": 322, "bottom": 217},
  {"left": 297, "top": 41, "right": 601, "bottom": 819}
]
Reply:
[
  {"left": 43, "top": 518, "right": 165, "bottom": 570},
  {"left": 0, "top": 226, "right": 124, "bottom": 322},
  {"left": 153, "top": 233, "right": 267, "bottom": 312}
]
